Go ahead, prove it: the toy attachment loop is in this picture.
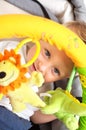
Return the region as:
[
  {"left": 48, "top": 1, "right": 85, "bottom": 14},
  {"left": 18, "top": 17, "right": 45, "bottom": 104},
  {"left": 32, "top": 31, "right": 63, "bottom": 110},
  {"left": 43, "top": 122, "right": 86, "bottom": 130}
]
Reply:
[
  {"left": 66, "top": 66, "right": 76, "bottom": 92},
  {"left": 14, "top": 38, "right": 40, "bottom": 67}
]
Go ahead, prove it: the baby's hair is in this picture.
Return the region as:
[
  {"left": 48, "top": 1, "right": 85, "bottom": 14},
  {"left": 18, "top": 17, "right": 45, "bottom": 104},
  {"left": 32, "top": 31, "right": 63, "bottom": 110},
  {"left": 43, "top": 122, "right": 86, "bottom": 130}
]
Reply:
[{"left": 64, "top": 21, "right": 86, "bottom": 44}]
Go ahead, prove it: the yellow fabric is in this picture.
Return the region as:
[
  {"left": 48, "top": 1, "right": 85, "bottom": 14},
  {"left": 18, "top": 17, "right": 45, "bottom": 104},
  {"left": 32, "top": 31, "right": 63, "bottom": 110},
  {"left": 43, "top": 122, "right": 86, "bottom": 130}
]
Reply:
[{"left": 0, "top": 14, "right": 86, "bottom": 67}]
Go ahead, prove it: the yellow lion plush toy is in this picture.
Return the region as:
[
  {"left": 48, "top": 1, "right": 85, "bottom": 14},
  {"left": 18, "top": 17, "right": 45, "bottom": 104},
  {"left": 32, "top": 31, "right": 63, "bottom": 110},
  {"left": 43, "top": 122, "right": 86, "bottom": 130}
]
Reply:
[{"left": 0, "top": 40, "right": 45, "bottom": 113}]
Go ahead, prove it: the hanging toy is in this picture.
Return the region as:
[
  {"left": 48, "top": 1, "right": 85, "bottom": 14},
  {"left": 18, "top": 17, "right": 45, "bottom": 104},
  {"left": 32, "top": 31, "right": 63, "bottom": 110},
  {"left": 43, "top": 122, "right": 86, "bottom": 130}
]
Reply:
[{"left": 0, "top": 38, "right": 45, "bottom": 112}]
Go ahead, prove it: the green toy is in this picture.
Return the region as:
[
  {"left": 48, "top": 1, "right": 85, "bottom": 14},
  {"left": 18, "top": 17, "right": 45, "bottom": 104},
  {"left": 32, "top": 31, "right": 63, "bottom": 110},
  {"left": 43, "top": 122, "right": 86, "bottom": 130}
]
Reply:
[{"left": 41, "top": 67, "right": 86, "bottom": 130}]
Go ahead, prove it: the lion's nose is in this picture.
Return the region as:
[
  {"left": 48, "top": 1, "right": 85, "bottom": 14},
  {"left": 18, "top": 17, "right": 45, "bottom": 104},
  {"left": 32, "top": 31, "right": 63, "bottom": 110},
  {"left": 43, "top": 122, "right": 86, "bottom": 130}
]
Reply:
[{"left": 0, "top": 72, "right": 6, "bottom": 78}]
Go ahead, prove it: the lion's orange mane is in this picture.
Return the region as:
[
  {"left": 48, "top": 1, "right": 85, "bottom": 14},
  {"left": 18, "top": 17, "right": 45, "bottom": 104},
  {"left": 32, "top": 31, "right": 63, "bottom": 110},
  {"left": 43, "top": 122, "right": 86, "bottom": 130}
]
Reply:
[{"left": 0, "top": 49, "right": 28, "bottom": 95}]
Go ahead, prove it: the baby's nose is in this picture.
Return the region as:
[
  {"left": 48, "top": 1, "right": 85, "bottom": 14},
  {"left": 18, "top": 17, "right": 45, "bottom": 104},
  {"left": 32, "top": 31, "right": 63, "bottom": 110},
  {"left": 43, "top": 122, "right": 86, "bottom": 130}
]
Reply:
[{"left": 37, "top": 62, "right": 46, "bottom": 74}]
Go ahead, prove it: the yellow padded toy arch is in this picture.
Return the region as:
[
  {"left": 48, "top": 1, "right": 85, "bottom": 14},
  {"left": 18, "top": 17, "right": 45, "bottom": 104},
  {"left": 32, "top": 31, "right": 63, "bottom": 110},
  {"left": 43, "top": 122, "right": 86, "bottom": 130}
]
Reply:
[{"left": 0, "top": 14, "right": 86, "bottom": 68}]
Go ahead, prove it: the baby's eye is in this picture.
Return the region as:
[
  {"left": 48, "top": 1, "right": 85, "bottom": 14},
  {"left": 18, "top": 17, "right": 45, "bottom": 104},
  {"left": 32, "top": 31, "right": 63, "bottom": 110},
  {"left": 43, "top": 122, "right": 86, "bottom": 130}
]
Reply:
[
  {"left": 54, "top": 68, "right": 60, "bottom": 75},
  {"left": 45, "top": 49, "right": 51, "bottom": 57}
]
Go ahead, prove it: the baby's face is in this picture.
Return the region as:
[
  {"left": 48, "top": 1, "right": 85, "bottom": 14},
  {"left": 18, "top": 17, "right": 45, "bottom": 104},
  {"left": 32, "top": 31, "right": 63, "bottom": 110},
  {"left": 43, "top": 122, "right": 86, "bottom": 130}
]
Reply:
[{"left": 26, "top": 40, "right": 73, "bottom": 83}]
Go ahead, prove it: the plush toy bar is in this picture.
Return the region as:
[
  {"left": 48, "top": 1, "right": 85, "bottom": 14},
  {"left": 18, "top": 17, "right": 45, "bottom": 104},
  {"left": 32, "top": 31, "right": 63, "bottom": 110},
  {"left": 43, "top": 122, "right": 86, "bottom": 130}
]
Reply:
[
  {"left": 0, "top": 14, "right": 86, "bottom": 67},
  {"left": 0, "top": 14, "right": 86, "bottom": 130}
]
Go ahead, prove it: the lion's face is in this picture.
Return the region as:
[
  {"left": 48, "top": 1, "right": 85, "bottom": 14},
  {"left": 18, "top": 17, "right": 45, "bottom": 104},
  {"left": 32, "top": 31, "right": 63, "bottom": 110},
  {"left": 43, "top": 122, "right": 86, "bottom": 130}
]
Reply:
[{"left": 0, "top": 60, "right": 19, "bottom": 86}]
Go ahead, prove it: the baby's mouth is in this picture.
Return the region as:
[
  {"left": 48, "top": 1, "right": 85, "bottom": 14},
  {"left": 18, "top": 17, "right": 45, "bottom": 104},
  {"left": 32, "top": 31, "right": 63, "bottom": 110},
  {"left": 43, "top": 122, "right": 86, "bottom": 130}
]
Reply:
[
  {"left": 29, "top": 63, "right": 36, "bottom": 72},
  {"left": 33, "top": 63, "right": 36, "bottom": 71}
]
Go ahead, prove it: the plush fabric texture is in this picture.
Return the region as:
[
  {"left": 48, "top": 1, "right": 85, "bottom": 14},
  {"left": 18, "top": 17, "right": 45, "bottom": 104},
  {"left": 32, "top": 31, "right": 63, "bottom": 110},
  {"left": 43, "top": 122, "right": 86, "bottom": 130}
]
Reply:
[
  {"left": 5, "top": 0, "right": 59, "bottom": 22},
  {"left": 70, "top": 0, "right": 86, "bottom": 22},
  {"left": 6, "top": 0, "right": 86, "bottom": 23},
  {"left": 37, "top": 0, "right": 74, "bottom": 23}
]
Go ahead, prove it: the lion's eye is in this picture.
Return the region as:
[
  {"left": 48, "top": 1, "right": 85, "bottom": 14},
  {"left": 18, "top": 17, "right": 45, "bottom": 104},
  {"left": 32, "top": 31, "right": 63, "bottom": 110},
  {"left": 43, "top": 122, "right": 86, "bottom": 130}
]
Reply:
[
  {"left": 0, "top": 71, "right": 6, "bottom": 78},
  {"left": 2, "top": 61, "right": 6, "bottom": 64}
]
